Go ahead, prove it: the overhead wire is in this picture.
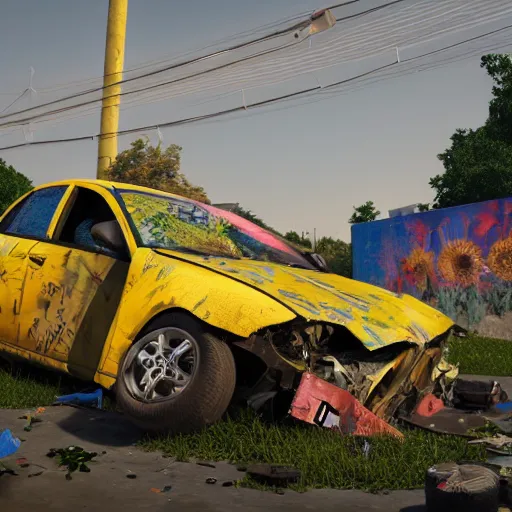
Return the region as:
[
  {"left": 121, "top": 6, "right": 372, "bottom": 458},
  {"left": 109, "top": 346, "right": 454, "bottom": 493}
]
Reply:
[
  {"left": 1, "top": 0, "right": 509, "bottom": 130},
  {"left": 1, "top": 31, "right": 511, "bottom": 137},
  {"left": 0, "top": 89, "right": 28, "bottom": 114},
  {"left": 5, "top": 27, "right": 511, "bottom": 138},
  {"left": 1, "top": 25, "right": 511, "bottom": 152},
  {"left": 0, "top": 0, "right": 425, "bottom": 124},
  {"left": 34, "top": 8, "right": 315, "bottom": 94}
]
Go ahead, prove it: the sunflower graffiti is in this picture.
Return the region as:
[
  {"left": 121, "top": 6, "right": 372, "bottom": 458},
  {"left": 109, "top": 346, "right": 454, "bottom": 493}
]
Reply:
[
  {"left": 352, "top": 197, "right": 512, "bottom": 333},
  {"left": 437, "top": 240, "right": 483, "bottom": 287},
  {"left": 487, "top": 237, "right": 512, "bottom": 281}
]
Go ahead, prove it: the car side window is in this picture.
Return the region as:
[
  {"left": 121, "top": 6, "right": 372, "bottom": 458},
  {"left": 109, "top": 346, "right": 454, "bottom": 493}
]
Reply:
[
  {"left": 56, "top": 187, "right": 129, "bottom": 260},
  {"left": 1, "top": 186, "right": 67, "bottom": 239}
]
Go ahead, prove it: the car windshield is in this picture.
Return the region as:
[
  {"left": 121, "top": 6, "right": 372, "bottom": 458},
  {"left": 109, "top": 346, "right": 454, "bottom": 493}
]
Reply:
[{"left": 119, "top": 190, "right": 316, "bottom": 270}]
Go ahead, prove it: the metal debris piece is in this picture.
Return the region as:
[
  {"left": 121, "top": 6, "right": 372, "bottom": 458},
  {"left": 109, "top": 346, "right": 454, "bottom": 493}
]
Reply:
[
  {"left": 470, "top": 435, "right": 512, "bottom": 454},
  {"left": 290, "top": 373, "right": 404, "bottom": 440},
  {"left": 415, "top": 394, "right": 445, "bottom": 418},
  {"left": 205, "top": 477, "right": 217, "bottom": 484},
  {"left": 246, "top": 464, "right": 301, "bottom": 487},
  {"left": 196, "top": 461, "right": 216, "bottom": 468}
]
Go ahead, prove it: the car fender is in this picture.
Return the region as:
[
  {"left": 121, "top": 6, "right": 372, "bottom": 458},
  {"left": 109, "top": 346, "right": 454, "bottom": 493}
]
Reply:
[{"left": 94, "top": 249, "right": 296, "bottom": 387}]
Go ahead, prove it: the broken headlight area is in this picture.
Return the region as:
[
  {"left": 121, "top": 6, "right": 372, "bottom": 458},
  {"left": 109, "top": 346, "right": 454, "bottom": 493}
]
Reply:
[{"left": 233, "top": 321, "right": 458, "bottom": 427}]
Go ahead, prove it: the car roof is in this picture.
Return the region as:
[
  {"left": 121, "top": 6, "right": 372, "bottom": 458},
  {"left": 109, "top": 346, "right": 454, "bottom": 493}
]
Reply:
[{"left": 35, "top": 179, "right": 194, "bottom": 203}]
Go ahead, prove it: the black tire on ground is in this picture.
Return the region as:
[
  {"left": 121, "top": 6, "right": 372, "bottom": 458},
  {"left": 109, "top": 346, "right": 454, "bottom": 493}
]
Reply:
[
  {"left": 425, "top": 463, "right": 500, "bottom": 512},
  {"left": 116, "top": 312, "right": 236, "bottom": 434}
]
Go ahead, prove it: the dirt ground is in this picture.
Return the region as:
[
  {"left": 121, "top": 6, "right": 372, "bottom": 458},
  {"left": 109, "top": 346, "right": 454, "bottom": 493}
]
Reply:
[{"left": 2, "top": 374, "right": 511, "bottom": 512}]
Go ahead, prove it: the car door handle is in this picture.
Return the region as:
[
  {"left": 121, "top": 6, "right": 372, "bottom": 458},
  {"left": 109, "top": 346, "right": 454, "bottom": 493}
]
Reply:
[{"left": 29, "top": 255, "right": 46, "bottom": 267}]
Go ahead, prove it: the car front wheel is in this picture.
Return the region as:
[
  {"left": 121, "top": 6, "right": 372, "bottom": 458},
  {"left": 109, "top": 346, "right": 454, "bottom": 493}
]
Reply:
[{"left": 116, "top": 312, "right": 236, "bottom": 433}]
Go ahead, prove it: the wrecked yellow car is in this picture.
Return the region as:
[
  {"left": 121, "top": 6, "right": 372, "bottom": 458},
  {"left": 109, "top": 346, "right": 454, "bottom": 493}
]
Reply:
[{"left": 0, "top": 180, "right": 456, "bottom": 432}]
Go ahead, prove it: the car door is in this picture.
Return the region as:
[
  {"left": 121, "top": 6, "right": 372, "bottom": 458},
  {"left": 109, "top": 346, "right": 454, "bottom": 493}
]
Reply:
[
  {"left": 0, "top": 185, "right": 69, "bottom": 349},
  {"left": 16, "top": 184, "right": 130, "bottom": 380}
]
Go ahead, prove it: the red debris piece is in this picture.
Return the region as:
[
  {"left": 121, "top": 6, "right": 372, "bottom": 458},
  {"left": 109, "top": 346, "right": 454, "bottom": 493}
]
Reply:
[
  {"left": 415, "top": 393, "right": 445, "bottom": 417},
  {"left": 289, "top": 373, "right": 404, "bottom": 440}
]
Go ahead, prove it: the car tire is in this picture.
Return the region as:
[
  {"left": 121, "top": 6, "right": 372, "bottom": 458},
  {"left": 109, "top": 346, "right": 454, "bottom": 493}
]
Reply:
[{"left": 116, "top": 312, "right": 236, "bottom": 434}]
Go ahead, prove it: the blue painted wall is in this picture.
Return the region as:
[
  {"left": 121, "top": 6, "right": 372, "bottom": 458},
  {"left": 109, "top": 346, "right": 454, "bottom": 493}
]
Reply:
[{"left": 352, "top": 198, "right": 512, "bottom": 331}]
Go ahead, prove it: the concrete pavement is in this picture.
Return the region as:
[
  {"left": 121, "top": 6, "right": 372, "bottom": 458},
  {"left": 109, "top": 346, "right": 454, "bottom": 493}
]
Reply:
[{"left": 0, "top": 406, "right": 425, "bottom": 512}]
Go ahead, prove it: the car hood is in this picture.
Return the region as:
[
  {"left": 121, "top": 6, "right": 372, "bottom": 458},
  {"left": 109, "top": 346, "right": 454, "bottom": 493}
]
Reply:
[{"left": 155, "top": 249, "right": 454, "bottom": 350}]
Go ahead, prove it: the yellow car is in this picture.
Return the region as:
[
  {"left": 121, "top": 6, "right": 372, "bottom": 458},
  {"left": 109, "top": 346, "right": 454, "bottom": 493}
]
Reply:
[{"left": 0, "top": 179, "right": 456, "bottom": 432}]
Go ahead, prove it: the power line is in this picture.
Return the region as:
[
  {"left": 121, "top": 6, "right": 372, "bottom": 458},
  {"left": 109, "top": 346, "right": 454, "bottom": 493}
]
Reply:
[
  {"left": 0, "top": 0, "right": 411, "bottom": 126},
  {"left": 2, "top": 27, "right": 509, "bottom": 153},
  {"left": 34, "top": 9, "right": 315, "bottom": 94},
  {"left": 1, "top": 0, "right": 508, "bottom": 131},
  {"left": 0, "top": 89, "right": 28, "bottom": 114},
  {"left": 2, "top": 5, "right": 510, "bottom": 133}
]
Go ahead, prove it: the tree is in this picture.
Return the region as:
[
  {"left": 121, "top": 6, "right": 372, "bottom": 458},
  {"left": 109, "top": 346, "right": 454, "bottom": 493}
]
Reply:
[
  {"left": 0, "top": 159, "right": 33, "bottom": 214},
  {"left": 316, "top": 237, "right": 352, "bottom": 277},
  {"left": 107, "top": 138, "right": 210, "bottom": 203},
  {"left": 482, "top": 53, "right": 512, "bottom": 143},
  {"left": 430, "top": 54, "right": 512, "bottom": 209},
  {"left": 284, "top": 230, "right": 312, "bottom": 249},
  {"left": 349, "top": 201, "right": 380, "bottom": 224},
  {"left": 431, "top": 127, "right": 512, "bottom": 208}
]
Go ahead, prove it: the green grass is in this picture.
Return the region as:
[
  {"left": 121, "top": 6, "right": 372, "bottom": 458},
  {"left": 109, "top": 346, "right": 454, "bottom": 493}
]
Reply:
[
  {"left": 140, "top": 409, "right": 485, "bottom": 492},
  {"left": 0, "top": 360, "right": 113, "bottom": 409},
  {"left": 447, "top": 334, "right": 512, "bottom": 376},
  {"left": 0, "top": 366, "right": 64, "bottom": 409}
]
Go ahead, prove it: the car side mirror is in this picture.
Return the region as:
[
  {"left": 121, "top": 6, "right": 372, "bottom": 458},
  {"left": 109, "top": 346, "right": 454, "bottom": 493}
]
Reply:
[{"left": 91, "top": 221, "right": 126, "bottom": 253}]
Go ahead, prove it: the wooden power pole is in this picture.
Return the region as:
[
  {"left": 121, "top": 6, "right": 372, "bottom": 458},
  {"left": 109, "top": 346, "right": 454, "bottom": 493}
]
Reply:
[{"left": 97, "top": 0, "right": 128, "bottom": 179}]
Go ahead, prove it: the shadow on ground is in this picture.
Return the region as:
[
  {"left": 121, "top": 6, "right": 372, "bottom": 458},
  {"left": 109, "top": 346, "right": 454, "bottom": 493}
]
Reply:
[{"left": 55, "top": 406, "right": 143, "bottom": 447}]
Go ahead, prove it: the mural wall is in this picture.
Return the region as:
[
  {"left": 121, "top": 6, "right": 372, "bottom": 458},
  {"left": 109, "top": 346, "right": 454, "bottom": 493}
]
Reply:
[{"left": 352, "top": 198, "right": 512, "bottom": 338}]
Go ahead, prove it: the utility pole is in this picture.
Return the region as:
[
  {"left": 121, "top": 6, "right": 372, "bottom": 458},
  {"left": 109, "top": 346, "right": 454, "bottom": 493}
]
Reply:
[{"left": 97, "top": 0, "right": 128, "bottom": 179}]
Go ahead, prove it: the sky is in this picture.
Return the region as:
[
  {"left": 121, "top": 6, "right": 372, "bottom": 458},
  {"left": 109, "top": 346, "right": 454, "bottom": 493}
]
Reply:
[{"left": 0, "top": 0, "right": 509, "bottom": 242}]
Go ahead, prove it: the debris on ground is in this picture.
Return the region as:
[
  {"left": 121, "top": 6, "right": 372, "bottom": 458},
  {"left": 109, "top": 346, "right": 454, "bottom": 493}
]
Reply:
[
  {"left": 205, "top": 477, "right": 217, "bottom": 484},
  {"left": 0, "top": 429, "right": 21, "bottom": 459},
  {"left": 150, "top": 485, "right": 172, "bottom": 493},
  {"left": 126, "top": 473, "right": 137, "bottom": 479},
  {"left": 425, "top": 462, "right": 500, "bottom": 512},
  {"left": 415, "top": 394, "right": 445, "bottom": 418},
  {"left": 469, "top": 435, "right": 512, "bottom": 452},
  {"left": 46, "top": 446, "right": 98, "bottom": 480},
  {"left": 54, "top": 389, "right": 103, "bottom": 409},
  {"left": 449, "top": 379, "right": 508, "bottom": 411},
  {"left": 290, "top": 373, "right": 404, "bottom": 440},
  {"left": 222, "top": 481, "right": 234, "bottom": 487},
  {"left": 246, "top": 464, "right": 301, "bottom": 487},
  {"left": 0, "top": 465, "right": 17, "bottom": 477},
  {"left": 18, "top": 407, "right": 45, "bottom": 431},
  {"left": 196, "top": 461, "right": 216, "bottom": 468}
]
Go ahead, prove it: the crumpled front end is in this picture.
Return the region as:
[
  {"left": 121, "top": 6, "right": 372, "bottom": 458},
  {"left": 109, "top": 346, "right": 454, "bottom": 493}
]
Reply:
[{"left": 237, "top": 320, "right": 459, "bottom": 424}]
